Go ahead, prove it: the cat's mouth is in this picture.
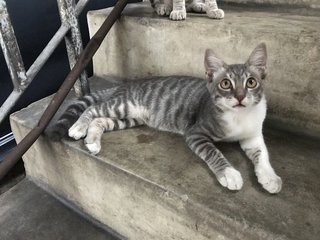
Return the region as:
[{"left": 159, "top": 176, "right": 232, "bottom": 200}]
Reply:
[{"left": 233, "top": 103, "right": 246, "bottom": 108}]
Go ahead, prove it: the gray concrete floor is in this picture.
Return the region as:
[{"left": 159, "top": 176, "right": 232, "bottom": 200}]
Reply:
[{"left": 0, "top": 179, "right": 119, "bottom": 240}]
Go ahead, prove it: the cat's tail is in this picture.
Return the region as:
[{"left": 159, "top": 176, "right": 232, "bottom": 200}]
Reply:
[{"left": 45, "top": 94, "right": 100, "bottom": 141}]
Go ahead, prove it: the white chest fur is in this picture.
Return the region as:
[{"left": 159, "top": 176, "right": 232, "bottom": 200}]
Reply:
[{"left": 221, "top": 98, "right": 267, "bottom": 142}]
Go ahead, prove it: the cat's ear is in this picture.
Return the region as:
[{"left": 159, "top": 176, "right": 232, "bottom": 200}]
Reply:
[
  {"left": 204, "top": 49, "right": 225, "bottom": 83},
  {"left": 247, "top": 43, "right": 267, "bottom": 79}
]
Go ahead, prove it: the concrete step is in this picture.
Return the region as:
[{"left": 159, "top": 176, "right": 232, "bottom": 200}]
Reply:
[
  {"left": 222, "top": 0, "right": 320, "bottom": 11},
  {"left": 10, "top": 77, "right": 320, "bottom": 240},
  {"left": 87, "top": 3, "right": 320, "bottom": 137},
  {"left": 0, "top": 178, "right": 120, "bottom": 240}
]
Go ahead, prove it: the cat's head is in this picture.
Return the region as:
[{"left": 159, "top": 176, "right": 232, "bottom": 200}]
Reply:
[{"left": 204, "top": 43, "right": 267, "bottom": 110}]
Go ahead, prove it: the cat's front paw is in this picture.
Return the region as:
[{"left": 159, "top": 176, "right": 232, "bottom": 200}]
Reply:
[
  {"left": 68, "top": 122, "right": 88, "bottom": 140},
  {"left": 217, "top": 167, "right": 243, "bottom": 191},
  {"left": 206, "top": 8, "right": 224, "bottom": 19},
  {"left": 169, "top": 9, "right": 187, "bottom": 21},
  {"left": 191, "top": 3, "right": 206, "bottom": 13},
  {"left": 255, "top": 168, "right": 282, "bottom": 194},
  {"left": 155, "top": 4, "right": 172, "bottom": 16}
]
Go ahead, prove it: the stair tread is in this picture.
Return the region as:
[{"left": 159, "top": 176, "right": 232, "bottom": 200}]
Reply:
[{"left": 0, "top": 179, "right": 119, "bottom": 240}]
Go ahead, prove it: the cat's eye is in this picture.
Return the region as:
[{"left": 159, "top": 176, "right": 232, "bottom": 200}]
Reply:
[
  {"left": 220, "top": 79, "right": 232, "bottom": 90},
  {"left": 246, "top": 78, "right": 258, "bottom": 88}
]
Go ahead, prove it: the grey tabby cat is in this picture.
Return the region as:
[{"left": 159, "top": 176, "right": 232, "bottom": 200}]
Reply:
[
  {"left": 47, "top": 43, "right": 282, "bottom": 193},
  {"left": 149, "top": 0, "right": 224, "bottom": 20}
]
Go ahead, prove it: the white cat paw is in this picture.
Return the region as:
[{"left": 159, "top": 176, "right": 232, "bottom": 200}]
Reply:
[
  {"left": 155, "top": 4, "right": 172, "bottom": 16},
  {"left": 256, "top": 168, "right": 282, "bottom": 194},
  {"left": 206, "top": 8, "right": 224, "bottom": 19},
  {"left": 218, "top": 167, "right": 243, "bottom": 191},
  {"left": 192, "top": 3, "right": 206, "bottom": 13},
  {"left": 169, "top": 9, "right": 187, "bottom": 21},
  {"left": 85, "top": 142, "right": 101, "bottom": 155},
  {"left": 68, "top": 122, "right": 88, "bottom": 140},
  {"left": 84, "top": 135, "right": 101, "bottom": 155}
]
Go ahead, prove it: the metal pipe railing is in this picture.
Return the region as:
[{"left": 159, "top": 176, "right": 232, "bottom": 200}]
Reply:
[
  {"left": 0, "top": 0, "right": 90, "bottom": 125},
  {"left": 57, "top": 0, "right": 90, "bottom": 97},
  {"left": 0, "top": 0, "right": 128, "bottom": 181},
  {"left": 0, "top": 0, "right": 27, "bottom": 90}
]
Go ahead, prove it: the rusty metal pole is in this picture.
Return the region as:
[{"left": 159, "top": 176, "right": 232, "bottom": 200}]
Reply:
[
  {"left": 0, "top": 0, "right": 90, "bottom": 125},
  {"left": 0, "top": 1, "right": 27, "bottom": 90},
  {"left": 57, "top": 0, "right": 90, "bottom": 97},
  {"left": 0, "top": 0, "right": 128, "bottom": 181}
]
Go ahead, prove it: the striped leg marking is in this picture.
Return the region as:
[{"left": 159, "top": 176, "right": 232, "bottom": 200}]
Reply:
[
  {"left": 85, "top": 118, "right": 144, "bottom": 154},
  {"left": 240, "top": 135, "right": 282, "bottom": 193},
  {"left": 185, "top": 132, "right": 243, "bottom": 190}
]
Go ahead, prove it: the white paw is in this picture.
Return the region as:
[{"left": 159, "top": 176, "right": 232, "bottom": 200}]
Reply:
[
  {"left": 192, "top": 3, "right": 206, "bottom": 13},
  {"left": 206, "top": 9, "right": 224, "bottom": 19},
  {"left": 218, "top": 167, "right": 243, "bottom": 191},
  {"left": 256, "top": 168, "right": 282, "bottom": 194},
  {"left": 68, "top": 122, "right": 88, "bottom": 140},
  {"left": 155, "top": 4, "right": 172, "bottom": 16},
  {"left": 85, "top": 142, "right": 101, "bottom": 155},
  {"left": 169, "top": 9, "right": 187, "bottom": 21}
]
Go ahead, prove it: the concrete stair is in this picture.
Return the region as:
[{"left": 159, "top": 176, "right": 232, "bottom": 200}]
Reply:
[
  {"left": 88, "top": 3, "right": 320, "bottom": 136},
  {"left": 222, "top": 0, "right": 320, "bottom": 10},
  {"left": 10, "top": 3, "right": 320, "bottom": 240},
  {"left": 0, "top": 179, "right": 119, "bottom": 240}
]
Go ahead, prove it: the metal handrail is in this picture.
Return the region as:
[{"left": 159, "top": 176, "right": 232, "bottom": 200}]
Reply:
[
  {"left": 0, "top": 0, "right": 128, "bottom": 180},
  {"left": 0, "top": 0, "right": 90, "bottom": 125}
]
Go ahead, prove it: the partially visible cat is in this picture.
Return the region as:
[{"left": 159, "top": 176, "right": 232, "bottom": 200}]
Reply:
[
  {"left": 47, "top": 43, "right": 282, "bottom": 194},
  {"left": 149, "top": 0, "right": 224, "bottom": 20}
]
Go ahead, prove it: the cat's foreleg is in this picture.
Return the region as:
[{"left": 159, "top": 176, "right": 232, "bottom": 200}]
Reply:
[
  {"left": 205, "top": 0, "right": 224, "bottom": 19},
  {"left": 185, "top": 132, "right": 243, "bottom": 190},
  {"left": 84, "top": 118, "right": 144, "bottom": 154},
  {"left": 240, "top": 135, "right": 282, "bottom": 193},
  {"left": 170, "top": 0, "right": 187, "bottom": 20}
]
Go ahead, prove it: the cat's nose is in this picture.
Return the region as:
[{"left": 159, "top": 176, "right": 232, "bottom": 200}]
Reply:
[{"left": 236, "top": 95, "right": 245, "bottom": 103}]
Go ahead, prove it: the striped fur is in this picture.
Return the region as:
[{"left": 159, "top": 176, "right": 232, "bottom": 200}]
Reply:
[
  {"left": 47, "top": 43, "right": 282, "bottom": 193},
  {"left": 149, "top": 0, "right": 224, "bottom": 20}
]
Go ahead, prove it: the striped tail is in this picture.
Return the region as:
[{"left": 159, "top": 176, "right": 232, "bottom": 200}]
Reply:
[{"left": 45, "top": 94, "right": 100, "bottom": 141}]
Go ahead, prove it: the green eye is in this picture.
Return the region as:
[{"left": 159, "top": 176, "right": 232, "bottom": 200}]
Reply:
[
  {"left": 246, "top": 78, "right": 258, "bottom": 88},
  {"left": 220, "top": 79, "right": 232, "bottom": 90}
]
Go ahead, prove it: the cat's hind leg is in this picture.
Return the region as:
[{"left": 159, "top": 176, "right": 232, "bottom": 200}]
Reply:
[
  {"left": 205, "top": 0, "right": 224, "bottom": 19},
  {"left": 68, "top": 97, "right": 128, "bottom": 140},
  {"left": 68, "top": 105, "right": 100, "bottom": 140},
  {"left": 84, "top": 118, "right": 144, "bottom": 154}
]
